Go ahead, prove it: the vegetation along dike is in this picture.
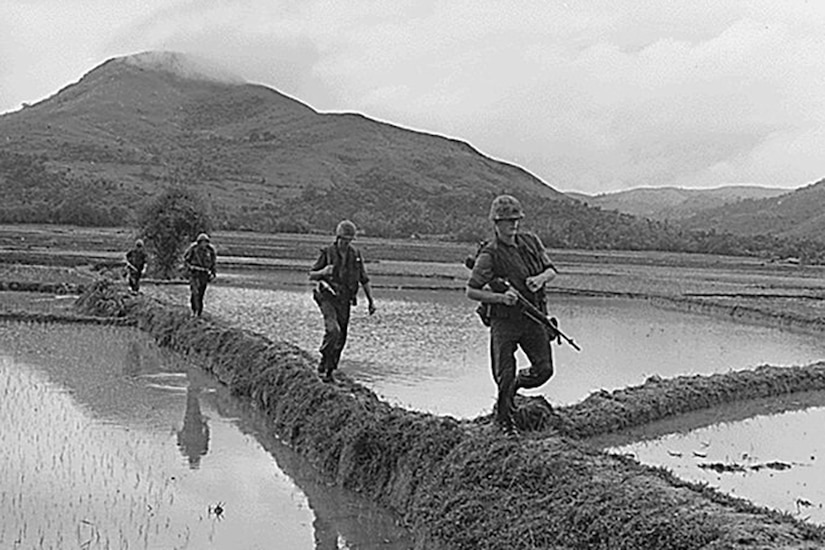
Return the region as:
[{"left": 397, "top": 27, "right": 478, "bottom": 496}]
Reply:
[{"left": 3, "top": 51, "right": 825, "bottom": 548}]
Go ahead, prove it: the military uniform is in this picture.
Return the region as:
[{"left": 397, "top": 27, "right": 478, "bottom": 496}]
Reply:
[
  {"left": 309, "top": 220, "right": 375, "bottom": 382},
  {"left": 466, "top": 195, "right": 557, "bottom": 434},
  {"left": 125, "top": 243, "right": 147, "bottom": 292},
  {"left": 183, "top": 234, "right": 216, "bottom": 316},
  {"left": 468, "top": 232, "right": 556, "bottom": 430},
  {"left": 310, "top": 241, "right": 370, "bottom": 377}
]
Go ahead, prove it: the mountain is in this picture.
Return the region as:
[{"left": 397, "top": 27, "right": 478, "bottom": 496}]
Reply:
[
  {"left": 677, "top": 178, "right": 825, "bottom": 239},
  {"left": 573, "top": 185, "right": 790, "bottom": 221},
  {"left": 0, "top": 51, "right": 568, "bottom": 235},
  {"left": 2, "top": 51, "right": 823, "bottom": 258}
]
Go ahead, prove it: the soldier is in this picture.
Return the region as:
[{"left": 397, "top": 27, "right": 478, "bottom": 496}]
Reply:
[
  {"left": 466, "top": 195, "right": 558, "bottom": 436},
  {"left": 309, "top": 220, "right": 376, "bottom": 383},
  {"left": 183, "top": 232, "right": 216, "bottom": 317},
  {"left": 125, "top": 238, "right": 147, "bottom": 293}
]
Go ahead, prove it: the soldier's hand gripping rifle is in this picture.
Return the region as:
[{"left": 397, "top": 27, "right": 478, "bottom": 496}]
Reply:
[
  {"left": 489, "top": 278, "right": 582, "bottom": 352},
  {"left": 464, "top": 243, "right": 580, "bottom": 351},
  {"left": 187, "top": 264, "right": 215, "bottom": 280}
]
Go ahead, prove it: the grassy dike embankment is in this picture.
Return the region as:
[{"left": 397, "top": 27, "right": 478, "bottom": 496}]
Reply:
[{"left": 74, "top": 280, "right": 825, "bottom": 550}]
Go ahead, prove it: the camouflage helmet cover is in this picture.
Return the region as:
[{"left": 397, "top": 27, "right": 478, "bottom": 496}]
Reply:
[
  {"left": 196, "top": 232, "right": 210, "bottom": 243},
  {"left": 489, "top": 195, "right": 524, "bottom": 221},
  {"left": 336, "top": 220, "right": 357, "bottom": 238}
]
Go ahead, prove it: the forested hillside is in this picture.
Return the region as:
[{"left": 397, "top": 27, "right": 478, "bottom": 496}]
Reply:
[{"left": 1, "top": 51, "right": 824, "bottom": 263}]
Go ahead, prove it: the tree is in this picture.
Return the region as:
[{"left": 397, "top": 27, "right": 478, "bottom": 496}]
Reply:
[{"left": 137, "top": 187, "right": 212, "bottom": 278}]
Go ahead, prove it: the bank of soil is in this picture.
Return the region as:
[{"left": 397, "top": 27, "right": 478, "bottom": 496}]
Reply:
[
  {"left": 65, "top": 280, "right": 825, "bottom": 550},
  {"left": 4, "top": 245, "right": 825, "bottom": 548}
]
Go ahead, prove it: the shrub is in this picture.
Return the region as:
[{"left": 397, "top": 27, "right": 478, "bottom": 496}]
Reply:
[{"left": 137, "top": 187, "right": 211, "bottom": 278}]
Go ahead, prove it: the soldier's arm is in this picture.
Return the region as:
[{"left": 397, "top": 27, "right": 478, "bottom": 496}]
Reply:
[
  {"left": 526, "top": 234, "right": 557, "bottom": 291},
  {"left": 308, "top": 249, "right": 331, "bottom": 280},
  {"left": 465, "top": 253, "right": 517, "bottom": 305},
  {"left": 357, "top": 253, "right": 375, "bottom": 313},
  {"left": 182, "top": 245, "right": 195, "bottom": 270}
]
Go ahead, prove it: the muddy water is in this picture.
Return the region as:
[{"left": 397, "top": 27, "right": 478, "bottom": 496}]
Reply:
[
  {"left": 0, "top": 322, "right": 412, "bottom": 549},
  {"left": 150, "top": 284, "right": 825, "bottom": 417},
  {"left": 144, "top": 283, "right": 825, "bottom": 525},
  {"left": 593, "top": 391, "right": 825, "bottom": 525}
]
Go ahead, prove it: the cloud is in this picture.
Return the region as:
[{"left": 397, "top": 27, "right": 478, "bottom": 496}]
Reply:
[
  {"left": 4, "top": 0, "right": 825, "bottom": 193},
  {"left": 0, "top": 0, "right": 174, "bottom": 109},
  {"left": 104, "top": 1, "right": 336, "bottom": 106}
]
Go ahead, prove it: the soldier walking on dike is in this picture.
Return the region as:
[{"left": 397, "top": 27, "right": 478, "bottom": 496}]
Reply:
[
  {"left": 125, "top": 238, "right": 147, "bottom": 293},
  {"left": 466, "top": 195, "right": 559, "bottom": 436},
  {"left": 183, "top": 232, "right": 217, "bottom": 317},
  {"left": 309, "top": 220, "right": 376, "bottom": 383}
]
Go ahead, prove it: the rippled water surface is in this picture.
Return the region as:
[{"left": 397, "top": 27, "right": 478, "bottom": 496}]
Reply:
[
  {"left": 11, "top": 281, "right": 824, "bottom": 543},
  {"left": 597, "top": 392, "right": 825, "bottom": 524},
  {"left": 0, "top": 322, "right": 411, "bottom": 549},
  {"left": 152, "top": 284, "right": 825, "bottom": 418},
  {"left": 145, "top": 282, "right": 825, "bottom": 524}
]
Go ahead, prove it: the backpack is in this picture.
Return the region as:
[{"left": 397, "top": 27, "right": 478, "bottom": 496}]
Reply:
[{"left": 464, "top": 240, "right": 493, "bottom": 326}]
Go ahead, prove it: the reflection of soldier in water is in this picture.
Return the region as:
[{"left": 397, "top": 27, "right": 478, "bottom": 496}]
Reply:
[
  {"left": 124, "top": 340, "right": 161, "bottom": 377},
  {"left": 177, "top": 384, "right": 210, "bottom": 469},
  {"left": 124, "top": 341, "right": 143, "bottom": 378},
  {"left": 208, "top": 385, "right": 411, "bottom": 548}
]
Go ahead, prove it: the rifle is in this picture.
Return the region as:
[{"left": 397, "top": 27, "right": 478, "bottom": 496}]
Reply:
[
  {"left": 464, "top": 242, "right": 580, "bottom": 351},
  {"left": 187, "top": 264, "right": 215, "bottom": 280},
  {"left": 489, "top": 278, "right": 581, "bottom": 352},
  {"left": 318, "top": 279, "right": 337, "bottom": 297}
]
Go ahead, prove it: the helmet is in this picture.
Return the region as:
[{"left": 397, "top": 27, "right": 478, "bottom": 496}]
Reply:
[
  {"left": 335, "top": 220, "right": 357, "bottom": 238},
  {"left": 196, "top": 232, "right": 210, "bottom": 243},
  {"left": 135, "top": 239, "right": 144, "bottom": 247},
  {"left": 489, "top": 195, "right": 524, "bottom": 221}
]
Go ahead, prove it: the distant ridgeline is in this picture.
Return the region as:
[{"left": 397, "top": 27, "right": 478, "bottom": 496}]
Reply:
[
  {"left": 2, "top": 47, "right": 824, "bottom": 264},
  {"left": 1, "top": 147, "right": 824, "bottom": 264}
]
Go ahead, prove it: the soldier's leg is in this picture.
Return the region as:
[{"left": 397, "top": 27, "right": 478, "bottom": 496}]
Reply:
[
  {"left": 316, "top": 296, "right": 342, "bottom": 373},
  {"left": 329, "top": 301, "right": 351, "bottom": 371},
  {"left": 195, "top": 279, "right": 205, "bottom": 315},
  {"left": 516, "top": 321, "right": 554, "bottom": 390},
  {"left": 189, "top": 277, "right": 199, "bottom": 314},
  {"left": 490, "top": 318, "right": 520, "bottom": 429},
  {"left": 198, "top": 280, "right": 209, "bottom": 315}
]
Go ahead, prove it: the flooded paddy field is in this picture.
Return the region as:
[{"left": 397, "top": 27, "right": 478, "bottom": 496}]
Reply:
[
  {"left": 4, "top": 231, "right": 825, "bottom": 546},
  {"left": 140, "top": 279, "right": 825, "bottom": 528},
  {"left": 592, "top": 390, "right": 825, "bottom": 525},
  {"left": 147, "top": 283, "right": 825, "bottom": 416},
  {"left": 0, "top": 321, "right": 411, "bottom": 549}
]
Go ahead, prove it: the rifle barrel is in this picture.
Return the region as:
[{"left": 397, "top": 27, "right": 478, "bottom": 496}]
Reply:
[{"left": 512, "top": 287, "right": 582, "bottom": 352}]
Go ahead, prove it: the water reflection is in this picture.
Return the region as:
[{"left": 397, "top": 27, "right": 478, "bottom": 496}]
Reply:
[
  {"left": 177, "top": 382, "right": 210, "bottom": 469},
  {"left": 605, "top": 403, "right": 825, "bottom": 525},
  {"left": 590, "top": 389, "right": 825, "bottom": 449},
  {"left": 204, "top": 380, "right": 413, "bottom": 549},
  {"left": 140, "top": 283, "right": 825, "bottom": 526},
  {"left": 123, "top": 339, "right": 161, "bottom": 378},
  {"left": 0, "top": 321, "right": 412, "bottom": 549}
]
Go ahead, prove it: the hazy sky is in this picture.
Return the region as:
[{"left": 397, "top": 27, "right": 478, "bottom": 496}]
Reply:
[{"left": 3, "top": 0, "right": 825, "bottom": 194}]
